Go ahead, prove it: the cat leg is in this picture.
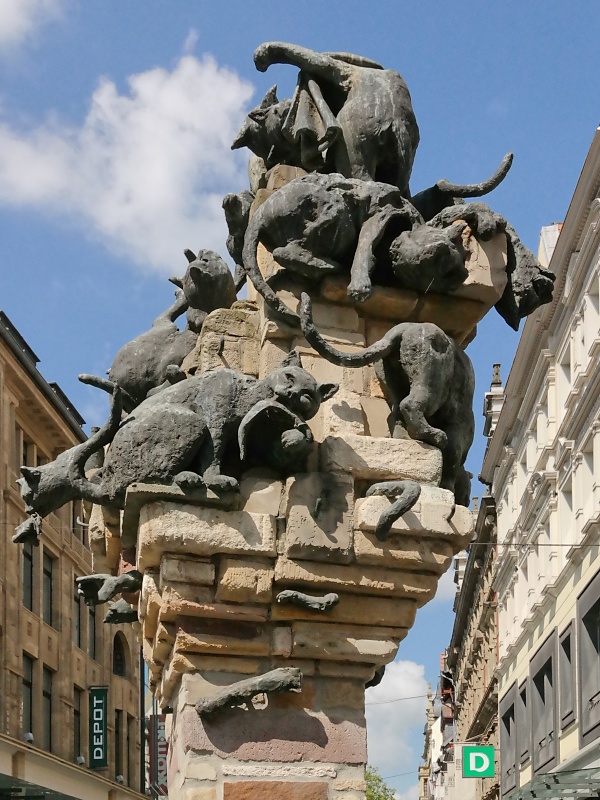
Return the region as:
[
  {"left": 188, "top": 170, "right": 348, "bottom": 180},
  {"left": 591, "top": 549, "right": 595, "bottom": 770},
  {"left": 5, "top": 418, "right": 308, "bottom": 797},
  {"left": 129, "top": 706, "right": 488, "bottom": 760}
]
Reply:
[
  {"left": 201, "top": 429, "right": 240, "bottom": 492},
  {"left": 398, "top": 388, "right": 448, "bottom": 450}
]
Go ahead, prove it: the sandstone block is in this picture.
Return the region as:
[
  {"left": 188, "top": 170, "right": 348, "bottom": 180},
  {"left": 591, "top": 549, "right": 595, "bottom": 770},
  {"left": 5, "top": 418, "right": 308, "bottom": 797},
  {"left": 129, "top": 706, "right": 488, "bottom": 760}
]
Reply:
[
  {"left": 174, "top": 617, "right": 271, "bottom": 657},
  {"left": 451, "top": 229, "right": 508, "bottom": 306},
  {"left": 240, "top": 476, "right": 283, "bottom": 516},
  {"left": 179, "top": 704, "right": 366, "bottom": 763},
  {"left": 292, "top": 622, "right": 401, "bottom": 663},
  {"left": 274, "top": 557, "right": 439, "bottom": 605},
  {"left": 355, "top": 486, "right": 474, "bottom": 551},
  {"left": 320, "top": 434, "right": 442, "bottom": 484},
  {"left": 222, "top": 765, "right": 336, "bottom": 778},
  {"left": 140, "top": 570, "right": 161, "bottom": 639},
  {"left": 160, "top": 555, "right": 215, "bottom": 587},
  {"left": 161, "top": 652, "right": 262, "bottom": 704},
  {"left": 284, "top": 473, "right": 354, "bottom": 563},
  {"left": 159, "top": 583, "right": 215, "bottom": 606},
  {"left": 137, "top": 503, "right": 277, "bottom": 571},
  {"left": 360, "top": 397, "right": 391, "bottom": 438},
  {"left": 184, "top": 761, "right": 218, "bottom": 781},
  {"left": 216, "top": 558, "right": 274, "bottom": 604},
  {"left": 353, "top": 531, "right": 454, "bottom": 573},
  {"left": 159, "top": 597, "right": 268, "bottom": 625},
  {"left": 318, "top": 661, "right": 376, "bottom": 681},
  {"left": 180, "top": 788, "right": 216, "bottom": 800},
  {"left": 272, "top": 593, "right": 417, "bottom": 629},
  {"left": 223, "top": 781, "right": 328, "bottom": 800},
  {"left": 321, "top": 389, "right": 365, "bottom": 436},
  {"left": 334, "top": 778, "right": 367, "bottom": 792},
  {"left": 259, "top": 338, "right": 290, "bottom": 377},
  {"left": 272, "top": 626, "right": 293, "bottom": 657},
  {"left": 266, "top": 164, "right": 308, "bottom": 190}
]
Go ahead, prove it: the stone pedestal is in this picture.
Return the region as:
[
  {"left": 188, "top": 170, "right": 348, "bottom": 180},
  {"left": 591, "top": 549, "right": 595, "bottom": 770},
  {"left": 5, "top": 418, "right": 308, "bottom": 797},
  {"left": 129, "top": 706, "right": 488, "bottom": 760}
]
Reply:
[{"left": 118, "top": 165, "right": 510, "bottom": 798}]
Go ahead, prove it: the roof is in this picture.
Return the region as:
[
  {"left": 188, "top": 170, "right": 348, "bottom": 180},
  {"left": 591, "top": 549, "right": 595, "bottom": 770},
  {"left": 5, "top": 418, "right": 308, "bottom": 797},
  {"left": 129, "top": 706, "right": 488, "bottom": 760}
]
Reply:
[{"left": 0, "top": 311, "right": 86, "bottom": 439}]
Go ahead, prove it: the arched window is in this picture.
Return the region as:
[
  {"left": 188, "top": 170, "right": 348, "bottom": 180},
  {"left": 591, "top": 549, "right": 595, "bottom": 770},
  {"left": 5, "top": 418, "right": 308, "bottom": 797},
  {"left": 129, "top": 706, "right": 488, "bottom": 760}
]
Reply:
[{"left": 112, "top": 632, "right": 128, "bottom": 677}]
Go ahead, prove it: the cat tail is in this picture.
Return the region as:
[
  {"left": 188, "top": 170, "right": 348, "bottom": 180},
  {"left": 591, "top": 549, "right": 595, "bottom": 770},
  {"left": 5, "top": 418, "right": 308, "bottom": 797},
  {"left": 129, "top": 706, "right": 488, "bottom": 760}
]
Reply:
[
  {"left": 436, "top": 152, "right": 513, "bottom": 198},
  {"left": 300, "top": 292, "right": 406, "bottom": 366},
  {"left": 70, "top": 375, "right": 124, "bottom": 503},
  {"left": 242, "top": 210, "right": 301, "bottom": 327}
]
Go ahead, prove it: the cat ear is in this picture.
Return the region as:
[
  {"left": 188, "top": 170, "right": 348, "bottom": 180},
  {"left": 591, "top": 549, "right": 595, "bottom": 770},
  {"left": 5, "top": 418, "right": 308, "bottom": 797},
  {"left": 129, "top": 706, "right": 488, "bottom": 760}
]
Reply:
[
  {"left": 184, "top": 248, "right": 197, "bottom": 264},
  {"left": 169, "top": 276, "right": 183, "bottom": 289},
  {"left": 280, "top": 349, "right": 302, "bottom": 369},
  {"left": 318, "top": 382, "right": 339, "bottom": 403},
  {"left": 248, "top": 107, "right": 268, "bottom": 123},
  {"left": 20, "top": 466, "right": 40, "bottom": 485},
  {"left": 260, "top": 85, "right": 279, "bottom": 108}
]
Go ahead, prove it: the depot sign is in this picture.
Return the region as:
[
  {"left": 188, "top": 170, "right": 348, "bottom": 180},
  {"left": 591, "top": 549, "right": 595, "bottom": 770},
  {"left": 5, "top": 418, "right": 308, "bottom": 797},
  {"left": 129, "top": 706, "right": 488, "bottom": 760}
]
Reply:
[
  {"left": 462, "top": 745, "right": 495, "bottom": 778},
  {"left": 89, "top": 687, "right": 108, "bottom": 768}
]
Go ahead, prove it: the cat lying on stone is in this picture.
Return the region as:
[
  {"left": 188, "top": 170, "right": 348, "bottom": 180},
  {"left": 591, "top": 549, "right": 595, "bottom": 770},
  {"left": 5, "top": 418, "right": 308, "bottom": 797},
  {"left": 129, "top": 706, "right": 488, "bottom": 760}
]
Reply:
[{"left": 16, "top": 352, "right": 338, "bottom": 525}]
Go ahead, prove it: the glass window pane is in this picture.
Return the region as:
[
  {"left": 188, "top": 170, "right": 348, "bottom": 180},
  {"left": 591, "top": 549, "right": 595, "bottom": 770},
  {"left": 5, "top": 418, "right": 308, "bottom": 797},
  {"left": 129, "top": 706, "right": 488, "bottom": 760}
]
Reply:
[
  {"left": 22, "top": 655, "right": 33, "bottom": 736},
  {"left": 42, "top": 668, "right": 52, "bottom": 752},
  {"left": 22, "top": 542, "right": 33, "bottom": 611},
  {"left": 43, "top": 553, "right": 53, "bottom": 626}
]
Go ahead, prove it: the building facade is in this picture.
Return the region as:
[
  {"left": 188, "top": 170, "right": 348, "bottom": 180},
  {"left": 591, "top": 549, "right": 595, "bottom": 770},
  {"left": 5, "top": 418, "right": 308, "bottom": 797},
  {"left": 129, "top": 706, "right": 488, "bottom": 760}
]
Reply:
[
  {"left": 0, "top": 311, "right": 143, "bottom": 799},
  {"left": 481, "top": 128, "right": 600, "bottom": 797}
]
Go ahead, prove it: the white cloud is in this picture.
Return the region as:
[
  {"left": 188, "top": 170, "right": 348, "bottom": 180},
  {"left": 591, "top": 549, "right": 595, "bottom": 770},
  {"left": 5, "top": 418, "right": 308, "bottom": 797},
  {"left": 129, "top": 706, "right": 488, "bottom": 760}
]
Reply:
[
  {"left": 0, "top": 0, "right": 66, "bottom": 47},
  {"left": 0, "top": 54, "right": 253, "bottom": 273},
  {"left": 366, "top": 660, "right": 428, "bottom": 781},
  {"left": 395, "top": 785, "right": 420, "bottom": 800}
]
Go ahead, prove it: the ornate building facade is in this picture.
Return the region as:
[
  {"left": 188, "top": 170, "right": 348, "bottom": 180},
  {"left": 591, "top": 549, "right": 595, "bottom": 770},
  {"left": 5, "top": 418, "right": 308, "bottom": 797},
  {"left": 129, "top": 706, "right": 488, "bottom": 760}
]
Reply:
[
  {"left": 0, "top": 311, "right": 143, "bottom": 799},
  {"left": 481, "top": 128, "right": 600, "bottom": 797}
]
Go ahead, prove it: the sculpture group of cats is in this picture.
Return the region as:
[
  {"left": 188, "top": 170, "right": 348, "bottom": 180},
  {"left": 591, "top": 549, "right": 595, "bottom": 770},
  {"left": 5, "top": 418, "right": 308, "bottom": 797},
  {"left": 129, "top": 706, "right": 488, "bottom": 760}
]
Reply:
[
  {"left": 226, "top": 41, "right": 555, "bottom": 331},
  {"left": 12, "top": 43, "right": 555, "bottom": 598}
]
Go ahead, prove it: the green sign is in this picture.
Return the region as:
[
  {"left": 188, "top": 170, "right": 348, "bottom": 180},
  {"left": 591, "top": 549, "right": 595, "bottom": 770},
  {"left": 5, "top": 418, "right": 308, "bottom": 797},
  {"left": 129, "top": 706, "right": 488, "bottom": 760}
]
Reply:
[
  {"left": 89, "top": 687, "right": 108, "bottom": 768},
  {"left": 462, "top": 745, "right": 495, "bottom": 778}
]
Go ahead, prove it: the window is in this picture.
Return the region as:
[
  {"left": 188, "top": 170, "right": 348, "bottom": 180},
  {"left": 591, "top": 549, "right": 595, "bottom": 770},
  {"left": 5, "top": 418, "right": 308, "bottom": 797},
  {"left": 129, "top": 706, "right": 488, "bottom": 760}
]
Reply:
[
  {"left": 22, "top": 541, "right": 34, "bottom": 611},
  {"left": 42, "top": 551, "right": 54, "bottom": 627},
  {"left": 22, "top": 655, "right": 33, "bottom": 737},
  {"left": 72, "top": 501, "right": 86, "bottom": 544},
  {"left": 42, "top": 668, "right": 52, "bottom": 752},
  {"left": 559, "top": 624, "right": 576, "bottom": 730},
  {"left": 74, "top": 687, "right": 83, "bottom": 761},
  {"left": 73, "top": 581, "right": 82, "bottom": 648},
  {"left": 531, "top": 631, "right": 557, "bottom": 774},
  {"left": 127, "top": 714, "right": 135, "bottom": 787},
  {"left": 517, "top": 679, "right": 530, "bottom": 766},
  {"left": 578, "top": 570, "right": 600, "bottom": 746},
  {"left": 500, "top": 682, "right": 518, "bottom": 795},
  {"left": 112, "top": 633, "right": 127, "bottom": 677},
  {"left": 89, "top": 605, "right": 97, "bottom": 661}
]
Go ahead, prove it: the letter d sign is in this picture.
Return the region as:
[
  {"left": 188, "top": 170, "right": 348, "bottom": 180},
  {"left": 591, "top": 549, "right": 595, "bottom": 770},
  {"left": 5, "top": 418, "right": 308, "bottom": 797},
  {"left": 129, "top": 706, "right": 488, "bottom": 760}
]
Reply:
[{"left": 462, "top": 745, "right": 495, "bottom": 778}]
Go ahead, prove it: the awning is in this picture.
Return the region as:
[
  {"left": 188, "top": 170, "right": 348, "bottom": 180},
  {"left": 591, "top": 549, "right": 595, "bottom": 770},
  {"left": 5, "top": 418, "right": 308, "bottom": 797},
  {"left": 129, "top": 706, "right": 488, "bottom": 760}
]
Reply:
[
  {"left": 0, "top": 774, "right": 78, "bottom": 800},
  {"left": 507, "top": 766, "right": 600, "bottom": 799}
]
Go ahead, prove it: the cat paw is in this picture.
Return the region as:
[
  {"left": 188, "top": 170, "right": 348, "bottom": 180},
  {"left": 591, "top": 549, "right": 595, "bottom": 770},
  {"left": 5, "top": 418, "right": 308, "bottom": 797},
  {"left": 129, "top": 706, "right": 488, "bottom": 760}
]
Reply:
[
  {"left": 203, "top": 473, "right": 239, "bottom": 492},
  {"left": 174, "top": 471, "right": 204, "bottom": 490},
  {"left": 347, "top": 281, "right": 373, "bottom": 303}
]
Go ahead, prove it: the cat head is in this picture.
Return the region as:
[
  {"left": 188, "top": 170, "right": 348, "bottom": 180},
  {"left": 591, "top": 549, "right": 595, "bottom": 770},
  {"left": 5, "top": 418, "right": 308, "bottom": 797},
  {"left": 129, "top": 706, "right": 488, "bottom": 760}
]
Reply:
[
  {"left": 169, "top": 249, "right": 237, "bottom": 331},
  {"left": 266, "top": 349, "right": 338, "bottom": 420},
  {"left": 231, "top": 85, "right": 292, "bottom": 164}
]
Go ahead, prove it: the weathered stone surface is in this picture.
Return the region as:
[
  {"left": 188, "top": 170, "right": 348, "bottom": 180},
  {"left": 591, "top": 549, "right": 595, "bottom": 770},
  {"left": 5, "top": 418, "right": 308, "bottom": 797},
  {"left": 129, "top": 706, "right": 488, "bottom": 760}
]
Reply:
[
  {"left": 318, "top": 661, "right": 375, "bottom": 680},
  {"left": 334, "top": 778, "right": 367, "bottom": 792},
  {"left": 140, "top": 570, "right": 161, "bottom": 639},
  {"left": 161, "top": 652, "right": 262, "bottom": 703},
  {"left": 180, "top": 788, "right": 216, "bottom": 800},
  {"left": 274, "top": 557, "right": 439, "bottom": 604},
  {"left": 320, "top": 389, "right": 364, "bottom": 436},
  {"left": 174, "top": 617, "right": 271, "bottom": 657},
  {"left": 183, "top": 761, "right": 218, "bottom": 781},
  {"left": 223, "top": 781, "right": 328, "bottom": 800},
  {"left": 216, "top": 558, "right": 274, "bottom": 604},
  {"left": 320, "top": 434, "right": 442, "bottom": 483},
  {"left": 355, "top": 487, "right": 474, "bottom": 550},
  {"left": 240, "top": 476, "right": 283, "bottom": 516},
  {"left": 159, "top": 597, "right": 268, "bottom": 625},
  {"left": 272, "top": 593, "right": 417, "bottom": 629},
  {"left": 222, "top": 765, "right": 337, "bottom": 778},
  {"left": 137, "top": 503, "right": 277, "bottom": 570},
  {"left": 272, "top": 626, "right": 293, "bottom": 657},
  {"left": 360, "top": 397, "right": 391, "bottom": 438},
  {"left": 451, "top": 229, "right": 508, "bottom": 305},
  {"left": 353, "top": 531, "right": 454, "bottom": 572},
  {"left": 160, "top": 583, "right": 215, "bottom": 606},
  {"left": 160, "top": 555, "right": 215, "bottom": 587},
  {"left": 178, "top": 705, "right": 366, "bottom": 763},
  {"left": 291, "top": 622, "right": 401, "bottom": 663},
  {"left": 320, "top": 276, "right": 488, "bottom": 343},
  {"left": 266, "top": 164, "right": 308, "bottom": 191},
  {"left": 284, "top": 473, "right": 354, "bottom": 563}
]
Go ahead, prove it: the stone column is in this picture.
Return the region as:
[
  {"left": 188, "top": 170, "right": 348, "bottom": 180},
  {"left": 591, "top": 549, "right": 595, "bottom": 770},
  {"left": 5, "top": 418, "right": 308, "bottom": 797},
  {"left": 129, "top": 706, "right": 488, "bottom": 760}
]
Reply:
[{"left": 126, "top": 216, "right": 485, "bottom": 796}]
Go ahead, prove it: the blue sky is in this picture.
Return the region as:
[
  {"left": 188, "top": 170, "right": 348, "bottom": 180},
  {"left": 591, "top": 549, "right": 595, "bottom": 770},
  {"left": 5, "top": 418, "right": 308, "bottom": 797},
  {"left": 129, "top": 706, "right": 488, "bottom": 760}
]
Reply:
[{"left": 1, "top": 2, "right": 599, "bottom": 796}]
